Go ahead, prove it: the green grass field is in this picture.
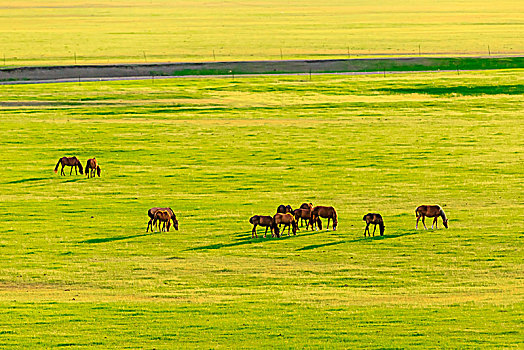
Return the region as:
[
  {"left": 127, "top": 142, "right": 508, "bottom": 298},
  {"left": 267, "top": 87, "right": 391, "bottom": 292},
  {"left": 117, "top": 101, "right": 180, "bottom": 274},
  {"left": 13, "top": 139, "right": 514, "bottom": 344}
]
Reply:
[
  {"left": 0, "top": 70, "right": 522, "bottom": 347},
  {"left": 1, "top": 0, "right": 523, "bottom": 66}
]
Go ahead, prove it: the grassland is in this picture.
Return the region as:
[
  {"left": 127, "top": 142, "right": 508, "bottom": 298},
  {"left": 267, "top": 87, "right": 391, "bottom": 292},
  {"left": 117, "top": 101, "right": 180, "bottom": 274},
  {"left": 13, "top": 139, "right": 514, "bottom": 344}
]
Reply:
[
  {"left": 0, "top": 69, "right": 522, "bottom": 347},
  {"left": 0, "top": 0, "right": 523, "bottom": 66}
]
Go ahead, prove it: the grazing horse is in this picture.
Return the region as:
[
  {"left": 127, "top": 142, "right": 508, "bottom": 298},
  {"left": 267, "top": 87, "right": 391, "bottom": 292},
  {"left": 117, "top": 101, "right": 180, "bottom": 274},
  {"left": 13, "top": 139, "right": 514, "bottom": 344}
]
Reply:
[
  {"left": 249, "top": 215, "right": 280, "bottom": 238},
  {"left": 311, "top": 206, "right": 338, "bottom": 231},
  {"left": 54, "top": 156, "right": 83, "bottom": 176},
  {"left": 276, "top": 204, "right": 293, "bottom": 214},
  {"left": 298, "top": 203, "right": 313, "bottom": 226},
  {"left": 85, "top": 158, "right": 101, "bottom": 178},
  {"left": 153, "top": 210, "right": 171, "bottom": 232},
  {"left": 293, "top": 208, "right": 314, "bottom": 230},
  {"left": 147, "top": 207, "right": 179, "bottom": 232},
  {"left": 363, "top": 213, "right": 385, "bottom": 236},
  {"left": 273, "top": 213, "right": 298, "bottom": 236},
  {"left": 416, "top": 205, "right": 448, "bottom": 229}
]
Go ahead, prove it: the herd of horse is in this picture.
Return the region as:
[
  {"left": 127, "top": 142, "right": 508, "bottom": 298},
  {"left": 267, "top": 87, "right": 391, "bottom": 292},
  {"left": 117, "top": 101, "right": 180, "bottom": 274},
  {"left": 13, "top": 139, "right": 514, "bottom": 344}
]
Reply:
[
  {"left": 53, "top": 156, "right": 449, "bottom": 236},
  {"left": 250, "top": 203, "right": 449, "bottom": 238},
  {"left": 250, "top": 203, "right": 339, "bottom": 238}
]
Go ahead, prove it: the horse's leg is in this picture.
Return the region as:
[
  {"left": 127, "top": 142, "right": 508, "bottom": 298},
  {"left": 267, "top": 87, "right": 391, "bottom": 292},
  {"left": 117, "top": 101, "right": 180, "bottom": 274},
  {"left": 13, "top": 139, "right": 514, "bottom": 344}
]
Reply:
[
  {"left": 434, "top": 217, "right": 438, "bottom": 229},
  {"left": 326, "top": 218, "right": 330, "bottom": 231},
  {"left": 61, "top": 164, "right": 65, "bottom": 176},
  {"left": 416, "top": 216, "right": 420, "bottom": 229},
  {"left": 147, "top": 219, "right": 153, "bottom": 232},
  {"left": 422, "top": 216, "right": 427, "bottom": 230},
  {"left": 364, "top": 223, "right": 369, "bottom": 236},
  {"left": 373, "top": 224, "right": 377, "bottom": 236},
  {"left": 252, "top": 225, "right": 257, "bottom": 238}
]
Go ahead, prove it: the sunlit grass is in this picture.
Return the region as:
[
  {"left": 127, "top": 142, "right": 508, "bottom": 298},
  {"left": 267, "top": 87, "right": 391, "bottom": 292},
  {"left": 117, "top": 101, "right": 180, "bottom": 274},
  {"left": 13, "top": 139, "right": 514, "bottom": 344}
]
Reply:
[{"left": 0, "top": 70, "right": 522, "bottom": 347}]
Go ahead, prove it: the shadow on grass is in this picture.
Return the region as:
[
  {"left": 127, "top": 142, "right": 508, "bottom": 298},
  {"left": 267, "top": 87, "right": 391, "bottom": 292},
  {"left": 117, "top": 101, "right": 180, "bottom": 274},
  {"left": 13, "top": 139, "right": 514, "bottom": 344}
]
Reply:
[
  {"left": 296, "top": 230, "right": 420, "bottom": 251},
  {"left": 63, "top": 177, "right": 86, "bottom": 183},
  {"left": 187, "top": 230, "right": 323, "bottom": 251},
  {"left": 378, "top": 84, "right": 523, "bottom": 96},
  {"left": 80, "top": 233, "right": 151, "bottom": 244},
  {"left": 5, "top": 177, "right": 48, "bottom": 184}
]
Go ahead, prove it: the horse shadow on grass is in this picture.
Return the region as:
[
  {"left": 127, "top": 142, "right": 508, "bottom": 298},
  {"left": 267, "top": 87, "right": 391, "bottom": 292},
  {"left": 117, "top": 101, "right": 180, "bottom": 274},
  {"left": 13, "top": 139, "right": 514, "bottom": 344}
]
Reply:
[
  {"left": 79, "top": 233, "right": 151, "bottom": 244},
  {"left": 296, "top": 230, "right": 420, "bottom": 251},
  {"left": 5, "top": 177, "right": 48, "bottom": 185},
  {"left": 186, "top": 229, "right": 323, "bottom": 251}
]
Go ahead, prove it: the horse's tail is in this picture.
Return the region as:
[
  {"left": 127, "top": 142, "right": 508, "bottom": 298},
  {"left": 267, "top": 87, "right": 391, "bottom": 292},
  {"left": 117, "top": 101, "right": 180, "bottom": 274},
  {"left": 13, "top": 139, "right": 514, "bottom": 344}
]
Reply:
[
  {"left": 363, "top": 214, "right": 368, "bottom": 221},
  {"left": 415, "top": 207, "right": 420, "bottom": 217},
  {"left": 249, "top": 216, "right": 257, "bottom": 224},
  {"left": 54, "top": 158, "right": 61, "bottom": 173}
]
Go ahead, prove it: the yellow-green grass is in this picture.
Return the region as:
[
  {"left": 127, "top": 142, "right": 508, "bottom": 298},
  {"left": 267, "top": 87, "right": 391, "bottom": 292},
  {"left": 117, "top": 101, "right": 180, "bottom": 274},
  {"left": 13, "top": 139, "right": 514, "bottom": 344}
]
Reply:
[
  {"left": 0, "top": 70, "right": 523, "bottom": 347},
  {"left": 1, "top": 0, "right": 523, "bottom": 66}
]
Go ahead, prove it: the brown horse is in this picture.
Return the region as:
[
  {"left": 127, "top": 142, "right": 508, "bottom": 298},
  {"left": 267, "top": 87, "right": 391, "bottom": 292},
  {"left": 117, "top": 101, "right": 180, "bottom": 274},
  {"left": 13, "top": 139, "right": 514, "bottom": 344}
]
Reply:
[
  {"left": 363, "top": 213, "right": 385, "bottom": 236},
  {"left": 153, "top": 210, "right": 171, "bottom": 232},
  {"left": 276, "top": 204, "right": 293, "bottom": 214},
  {"left": 311, "top": 206, "right": 338, "bottom": 231},
  {"left": 85, "top": 158, "right": 101, "bottom": 178},
  {"left": 298, "top": 203, "right": 313, "bottom": 226},
  {"left": 416, "top": 205, "right": 448, "bottom": 229},
  {"left": 249, "top": 215, "right": 280, "bottom": 238},
  {"left": 273, "top": 213, "right": 298, "bottom": 236},
  {"left": 54, "top": 156, "right": 83, "bottom": 176},
  {"left": 293, "top": 208, "right": 314, "bottom": 230},
  {"left": 147, "top": 207, "right": 179, "bottom": 232}
]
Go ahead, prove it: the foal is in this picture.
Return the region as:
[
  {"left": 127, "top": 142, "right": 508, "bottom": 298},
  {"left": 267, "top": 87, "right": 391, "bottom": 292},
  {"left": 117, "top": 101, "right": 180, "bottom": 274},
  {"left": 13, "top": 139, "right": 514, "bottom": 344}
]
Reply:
[
  {"left": 153, "top": 210, "right": 171, "bottom": 232},
  {"left": 415, "top": 205, "right": 448, "bottom": 229},
  {"left": 363, "top": 213, "right": 385, "bottom": 236}
]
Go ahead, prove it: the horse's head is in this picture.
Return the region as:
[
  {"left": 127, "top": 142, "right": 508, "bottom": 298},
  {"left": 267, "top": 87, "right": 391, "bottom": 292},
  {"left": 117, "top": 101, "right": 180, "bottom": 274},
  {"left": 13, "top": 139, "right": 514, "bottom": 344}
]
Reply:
[
  {"left": 443, "top": 219, "right": 449, "bottom": 228},
  {"left": 272, "top": 222, "right": 280, "bottom": 237},
  {"left": 333, "top": 218, "right": 338, "bottom": 231},
  {"left": 285, "top": 205, "right": 293, "bottom": 213},
  {"left": 96, "top": 166, "right": 101, "bottom": 177},
  {"left": 172, "top": 215, "right": 179, "bottom": 230}
]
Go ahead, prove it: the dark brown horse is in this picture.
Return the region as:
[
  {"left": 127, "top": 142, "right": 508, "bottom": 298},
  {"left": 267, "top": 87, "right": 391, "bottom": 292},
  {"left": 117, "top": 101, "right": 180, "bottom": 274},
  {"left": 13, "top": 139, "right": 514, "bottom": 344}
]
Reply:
[
  {"left": 363, "top": 213, "right": 385, "bottom": 236},
  {"left": 153, "top": 210, "right": 171, "bottom": 232},
  {"left": 54, "top": 156, "right": 83, "bottom": 176},
  {"left": 298, "top": 203, "right": 313, "bottom": 226},
  {"left": 147, "top": 207, "right": 179, "bottom": 232},
  {"left": 416, "top": 205, "right": 448, "bottom": 229},
  {"left": 311, "top": 206, "right": 338, "bottom": 231},
  {"left": 85, "top": 158, "right": 101, "bottom": 178},
  {"left": 293, "top": 208, "right": 314, "bottom": 230},
  {"left": 276, "top": 204, "right": 293, "bottom": 214},
  {"left": 273, "top": 213, "right": 298, "bottom": 236},
  {"left": 249, "top": 215, "right": 280, "bottom": 238}
]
